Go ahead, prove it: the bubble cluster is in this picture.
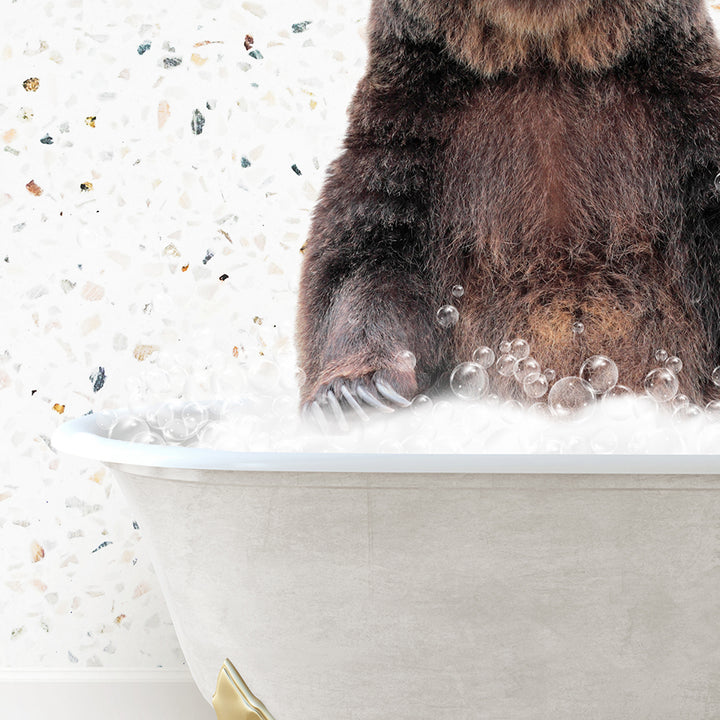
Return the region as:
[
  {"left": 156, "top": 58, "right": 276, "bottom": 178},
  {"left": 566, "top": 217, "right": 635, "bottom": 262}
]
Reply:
[
  {"left": 514, "top": 357, "right": 541, "bottom": 384},
  {"left": 106, "top": 316, "right": 720, "bottom": 456},
  {"left": 438, "top": 322, "right": 713, "bottom": 428},
  {"left": 103, "top": 398, "right": 226, "bottom": 446}
]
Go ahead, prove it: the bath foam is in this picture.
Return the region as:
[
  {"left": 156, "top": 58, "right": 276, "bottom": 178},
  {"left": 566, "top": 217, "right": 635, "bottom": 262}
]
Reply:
[
  {"left": 93, "top": 393, "right": 720, "bottom": 456},
  {"left": 102, "top": 344, "right": 720, "bottom": 455}
]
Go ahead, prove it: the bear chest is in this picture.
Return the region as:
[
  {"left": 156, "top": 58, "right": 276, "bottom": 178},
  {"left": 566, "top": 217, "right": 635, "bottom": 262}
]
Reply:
[{"left": 438, "top": 73, "right": 681, "bottom": 264}]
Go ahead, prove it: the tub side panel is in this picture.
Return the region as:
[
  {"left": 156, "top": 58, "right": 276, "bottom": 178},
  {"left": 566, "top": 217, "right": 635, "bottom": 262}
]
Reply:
[{"left": 114, "top": 469, "right": 720, "bottom": 720}]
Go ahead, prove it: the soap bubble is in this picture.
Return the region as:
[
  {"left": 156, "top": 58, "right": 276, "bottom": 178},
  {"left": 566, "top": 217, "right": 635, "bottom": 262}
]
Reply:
[
  {"left": 410, "top": 394, "right": 433, "bottom": 413},
  {"left": 197, "top": 423, "right": 235, "bottom": 450},
  {"left": 158, "top": 361, "right": 188, "bottom": 394},
  {"left": 547, "top": 376, "right": 595, "bottom": 418},
  {"left": 528, "top": 402, "right": 550, "bottom": 417},
  {"left": 715, "top": 172, "right": 720, "bottom": 193},
  {"left": 181, "top": 401, "right": 209, "bottom": 433},
  {"left": 449, "top": 362, "right": 489, "bottom": 401},
  {"left": 130, "top": 430, "right": 166, "bottom": 445},
  {"left": 671, "top": 394, "right": 690, "bottom": 411},
  {"left": 499, "top": 399, "right": 523, "bottom": 424},
  {"left": 451, "top": 285, "right": 465, "bottom": 298},
  {"left": 712, "top": 366, "right": 720, "bottom": 387},
  {"left": 633, "top": 394, "right": 659, "bottom": 417},
  {"left": 164, "top": 418, "right": 198, "bottom": 443},
  {"left": 579, "top": 355, "right": 618, "bottom": 394},
  {"left": 109, "top": 415, "right": 150, "bottom": 441},
  {"left": 602, "top": 384, "right": 633, "bottom": 401},
  {"left": 272, "top": 395, "right": 296, "bottom": 416},
  {"left": 572, "top": 321, "right": 585, "bottom": 335},
  {"left": 95, "top": 410, "right": 119, "bottom": 433},
  {"left": 655, "top": 349, "right": 669, "bottom": 363},
  {"left": 472, "top": 346, "right": 495, "bottom": 369},
  {"left": 523, "top": 373, "right": 549, "bottom": 398},
  {"left": 514, "top": 356, "right": 541, "bottom": 383},
  {"left": 499, "top": 340, "right": 512, "bottom": 354},
  {"left": 665, "top": 356, "right": 683, "bottom": 374},
  {"left": 436, "top": 305, "right": 459, "bottom": 328},
  {"left": 208, "top": 399, "right": 245, "bottom": 423},
  {"left": 674, "top": 403, "right": 703, "bottom": 421},
  {"left": 496, "top": 354, "right": 518, "bottom": 377},
  {"left": 601, "top": 385, "right": 634, "bottom": 420},
  {"left": 705, "top": 400, "right": 720, "bottom": 419},
  {"left": 544, "top": 369, "right": 556, "bottom": 382},
  {"left": 432, "top": 399, "right": 453, "bottom": 417},
  {"left": 143, "top": 367, "right": 172, "bottom": 398},
  {"left": 644, "top": 367, "right": 679, "bottom": 402},
  {"left": 146, "top": 401, "right": 178, "bottom": 429},
  {"left": 125, "top": 376, "right": 146, "bottom": 396},
  {"left": 247, "top": 359, "right": 280, "bottom": 395},
  {"left": 509, "top": 338, "right": 530, "bottom": 360},
  {"left": 394, "top": 350, "right": 417, "bottom": 371},
  {"left": 128, "top": 390, "right": 148, "bottom": 416}
]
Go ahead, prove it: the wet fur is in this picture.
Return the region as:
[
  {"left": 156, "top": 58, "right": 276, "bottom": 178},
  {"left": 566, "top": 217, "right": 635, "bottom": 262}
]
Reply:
[{"left": 297, "top": 0, "right": 720, "bottom": 404}]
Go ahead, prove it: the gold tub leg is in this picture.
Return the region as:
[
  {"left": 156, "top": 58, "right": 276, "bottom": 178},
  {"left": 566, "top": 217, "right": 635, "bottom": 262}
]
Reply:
[{"left": 212, "top": 659, "right": 277, "bottom": 720}]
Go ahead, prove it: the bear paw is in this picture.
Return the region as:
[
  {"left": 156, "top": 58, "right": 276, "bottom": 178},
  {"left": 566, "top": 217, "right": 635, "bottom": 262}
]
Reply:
[{"left": 303, "top": 370, "right": 415, "bottom": 433}]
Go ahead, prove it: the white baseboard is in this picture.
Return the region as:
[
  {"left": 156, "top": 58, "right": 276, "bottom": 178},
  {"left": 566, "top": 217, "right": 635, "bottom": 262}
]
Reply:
[{"left": 0, "top": 668, "right": 216, "bottom": 720}]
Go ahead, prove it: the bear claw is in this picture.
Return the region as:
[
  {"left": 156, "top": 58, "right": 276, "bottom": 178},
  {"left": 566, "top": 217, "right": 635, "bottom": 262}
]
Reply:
[{"left": 303, "top": 373, "right": 413, "bottom": 432}]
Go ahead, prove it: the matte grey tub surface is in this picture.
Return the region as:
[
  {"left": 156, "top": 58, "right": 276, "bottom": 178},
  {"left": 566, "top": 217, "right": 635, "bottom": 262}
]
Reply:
[{"left": 54, "top": 414, "right": 720, "bottom": 720}]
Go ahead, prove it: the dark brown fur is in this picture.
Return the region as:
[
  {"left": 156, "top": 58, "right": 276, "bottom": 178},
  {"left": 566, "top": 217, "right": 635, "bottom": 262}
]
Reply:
[{"left": 296, "top": 0, "right": 720, "bottom": 406}]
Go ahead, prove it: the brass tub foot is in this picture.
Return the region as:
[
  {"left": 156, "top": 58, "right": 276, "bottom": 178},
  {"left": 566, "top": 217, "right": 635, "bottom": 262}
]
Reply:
[{"left": 212, "top": 659, "right": 277, "bottom": 720}]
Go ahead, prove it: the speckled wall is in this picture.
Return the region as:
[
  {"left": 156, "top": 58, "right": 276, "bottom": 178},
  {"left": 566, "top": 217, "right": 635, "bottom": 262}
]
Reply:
[
  {"left": 1, "top": 0, "right": 369, "bottom": 669},
  {"left": 4, "top": 0, "right": 720, "bottom": 673}
]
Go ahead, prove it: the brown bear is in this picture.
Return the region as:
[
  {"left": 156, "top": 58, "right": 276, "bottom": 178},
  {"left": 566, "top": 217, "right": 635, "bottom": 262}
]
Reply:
[{"left": 296, "top": 0, "right": 720, "bottom": 420}]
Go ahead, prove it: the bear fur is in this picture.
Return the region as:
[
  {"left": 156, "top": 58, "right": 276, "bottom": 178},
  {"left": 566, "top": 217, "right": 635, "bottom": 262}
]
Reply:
[{"left": 296, "top": 0, "right": 720, "bottom": 410}]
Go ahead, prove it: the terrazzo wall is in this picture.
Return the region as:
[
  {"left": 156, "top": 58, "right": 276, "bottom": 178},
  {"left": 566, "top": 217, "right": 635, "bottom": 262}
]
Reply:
[
  {"left": 4, "top": 0, "right": 720, "bottom": 673},
  {"left": 1, "top": 0, "right": 370, "bottom": 669}
]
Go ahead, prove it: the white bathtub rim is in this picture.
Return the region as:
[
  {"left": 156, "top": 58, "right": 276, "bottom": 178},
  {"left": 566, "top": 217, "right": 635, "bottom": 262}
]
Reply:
[{"left": 51, "top": 413, "right": 720, "bottom": 476}]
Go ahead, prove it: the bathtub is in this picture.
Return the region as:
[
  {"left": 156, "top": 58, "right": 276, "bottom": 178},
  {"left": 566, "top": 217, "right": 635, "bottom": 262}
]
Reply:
[{"left": 53, "top": 413, "right": 720, "bottom": 720}]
